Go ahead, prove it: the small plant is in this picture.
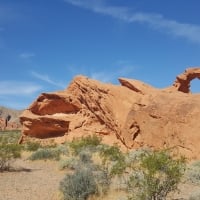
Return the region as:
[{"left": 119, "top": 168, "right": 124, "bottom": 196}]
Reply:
[
  {"left": 29, "top": 148, "right": 60, "bottom": 161},
  {"left": 28, "top": 144, "right": 68, "bottom": 161},
  {"left": 60, "top": 168, "right": 98, "bottom": 200},
  {"left": 24, "top": 142, "right": 41, "bottom": 151},
  {"left": 0, "top": 130, "right": 21, "bottom": 144},
  {"left": 59, "top": 157, "right": 79, "bottom": 170},
  {"left": 0, "top": 130, "right": 22, "bottom": 171},
  {"left": 0, "top": 143, "right": 22, "bottom": 171},
  {"left": 128, "top": 150, "right": 186, "bottom": 200},
  {"left": 99, "top": 144, "right": 126, "bottom": 176},
  {"left": 69, "top": 135, "right": 102, "bottom": 155}
]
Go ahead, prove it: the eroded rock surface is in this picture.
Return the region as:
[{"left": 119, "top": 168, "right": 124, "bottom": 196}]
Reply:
[
  {"left": 20, "top": 68, "right": 200, "bottom": 159},
  {"left": 172, "top": 67, "right": 200, "bottom": 93}
]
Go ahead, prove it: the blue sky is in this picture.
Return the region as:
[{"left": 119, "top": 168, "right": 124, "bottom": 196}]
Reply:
[{"left": 0, "top": 0, "right": 200, "bottom": 109}]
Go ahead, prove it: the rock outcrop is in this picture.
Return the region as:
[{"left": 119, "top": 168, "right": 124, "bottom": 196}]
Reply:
[
  {"left": 20, "top": 68, "right": 200, "bottom": 159},
  {"left": 172, "top": 67, "right": 200, "bottom": 93},
  {"left": 0, "top": 106, "right": 22, "bottom": 130}
]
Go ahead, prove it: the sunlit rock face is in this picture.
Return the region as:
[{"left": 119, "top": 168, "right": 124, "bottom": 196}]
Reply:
[{"left": 20, "top": 68, "right": 200, "bottom": 159}]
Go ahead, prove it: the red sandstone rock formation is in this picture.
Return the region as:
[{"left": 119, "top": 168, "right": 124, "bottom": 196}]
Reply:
[
  {"left": 20, "top": 68, "right": 200, "bottom": 159},
  {"left": 172, "top": 67, "right": 200, "bottom": 93}
]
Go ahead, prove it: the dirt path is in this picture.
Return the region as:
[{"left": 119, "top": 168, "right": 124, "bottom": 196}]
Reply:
[{"left": 0, "top": 156, "right": 65, "bottom": 200}]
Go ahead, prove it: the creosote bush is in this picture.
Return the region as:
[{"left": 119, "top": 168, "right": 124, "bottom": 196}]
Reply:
[
  {"left": 128, "top": 150, "right": 186, "bottom": 200},
  {"left": 99, "top": 144, "right": 126, "bottom": 176}
]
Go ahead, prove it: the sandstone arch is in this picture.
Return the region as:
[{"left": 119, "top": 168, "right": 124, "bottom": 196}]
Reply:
[{"left": 172, "top": 67, "right": 200, "bottom": 93}]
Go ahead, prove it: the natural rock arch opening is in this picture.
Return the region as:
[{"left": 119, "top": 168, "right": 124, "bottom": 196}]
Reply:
[
  {"left": 172, "top": 67, "right": 200, "bottom": 93},
  {"left": 190, "top": 78, "right": 200, "bottom": 93}
]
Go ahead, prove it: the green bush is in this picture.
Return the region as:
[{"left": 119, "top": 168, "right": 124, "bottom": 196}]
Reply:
[
  {"left": 28, "top": 144, "right": 68, "bottom": 161},
  {"left": 0, "top": 130, "right": 21, "bottom": 144},
  {"left": 0, "top": 143, "right": 22, "bottom": 171},
  {"left": 59, "top": 157, "right": 79, "bottom": 170},
  {"left": 29, "top": 148, "right": 60, "bottom": 161},
  {"left": 60, "top": 168, "right": 98, "bottom": 200},
  {"left": 69, "top": 135, "right": 102, "bottom": 155},
  {"left": 0, "top": 131, "right": 22, "bottom": 172},
  {"left": 128, "top": 150, "right": 186, "bottom": 200},
  {"left": 99, "top": 144, "right": 126, "bottom": 176},
  {"left": 24, "top": 142, "right": 41, "bottom": 151}
]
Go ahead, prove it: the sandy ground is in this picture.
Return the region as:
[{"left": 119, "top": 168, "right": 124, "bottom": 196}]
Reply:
[
  {"left": 0, "top": 153, "right": 200, "bottom": 200},
  {"left": 0, "top": 154, "right": 65, "bottom": 200}
]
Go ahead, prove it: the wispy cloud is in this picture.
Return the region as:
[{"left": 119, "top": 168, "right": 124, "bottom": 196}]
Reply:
[
  {"left": 19, "top": 53, "right": 35, "bottom": 59},
  {"left": 91, "top": 65, "right": 138, "bottom": 83},
  {"left": 0, "top": 81, "right": 42, "bottom": 95},
  {"left": 31, "top": 71, "right": 66, "bottom": 88},
  {"left": 66, "top": 61, "right": 138, "bottom": 83},
  {"left": 64, "top": 0, "right": 200, "bottom": 44}
]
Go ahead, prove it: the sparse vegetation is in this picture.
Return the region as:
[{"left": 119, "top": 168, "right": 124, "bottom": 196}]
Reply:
[
  {"left": 127, "top": 150, "right": 186, "bottom": 200},
  {"left": 28, "top": 143, "right": 68, "bottom": 161},
  {"left": 69, "top": 135, "right": 102, "bottom": 155},
  {"left": 60, "top": 168, "right": 98, "bottom": 200},
  {"left": 24, "top": 141, "right": 41, "bottom": 151},
  {"left": 99, "top": 144, "right": 126, "bottom": 176},
  {"left": 0, "top": 130, "right": 22, "bottom": 171},
  {"left": 0, "top": 132, "right": 192, "bottom": 199}
]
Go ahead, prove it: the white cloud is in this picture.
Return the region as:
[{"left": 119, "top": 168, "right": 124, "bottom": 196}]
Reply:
[
  {"left": 64, "top": 0, "right": 200, "bottom": 44},
  {"left": 66, "top": 61, "right": 138, "bottom": 83},
  {"left": 0, "top": 81, "right": 42, "bottom": 95},
  {"left": 19, "top": 53, "right": 35, "bottom": 59},
  {"left": 31, "top": 71, "right": 66, "bottom": 88},
  {"left": 91, "top": 64, "right": 137, "bottom": 83}
]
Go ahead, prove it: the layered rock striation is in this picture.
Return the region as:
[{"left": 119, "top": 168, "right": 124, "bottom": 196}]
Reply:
[{"left": 20, "top": 68, "right": 200, "bottom": 159}]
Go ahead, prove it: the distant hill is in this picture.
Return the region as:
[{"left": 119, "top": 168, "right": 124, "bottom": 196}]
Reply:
[
  {"left": 0, "top": 106, "right": 23, "bottom": 130},
  {"left": 0, "top": 106, "right": 23, "bottom": 123}
]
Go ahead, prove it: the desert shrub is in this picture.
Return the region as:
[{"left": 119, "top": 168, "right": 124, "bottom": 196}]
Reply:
[
  {"left": 128, "top": 150, "right": 186, "bottom": 200},
  {"left": 189, "top": 190, "right": 200, "bottom": 200},
  {"left": 29, "top": 148, "right": 60, "bottom": 161},
  {"left": 125, "top": 148, "right": 151, "bottom": 165},
  {"left": 59, "top": 157, "right": 79, "bottom": 170},
  {"left": 24, "top": 141, "right": 41, "bottom": 151},
  {"left": 99, "top": 144, "right": 126, "bottom": 177},
  {"left": 59, "top": 149, "right": 95, "bottom": 171},
  {"left": 78, "top": 150, "right": 92, "bottom": 163},
  {"left": 0, "top": 143, "right": 22, "bottom": 171},
  {"left": 93, "top": 167, "right": 111, "bottom": 195},
  {"left": 185, "top": 160, "right": 200, "bottom": 185},
  {"left": 29, "top": 144, "right": 68, "bottom": 161},
  {"left": 0, "top": 130, "right": 21, "bottom": 144},
  {"left": 69, "top": 135, "right": 102, "bottom": 155},
  {"left": 60, "top": 168, "right": 98, "bottom": 200},
  {"left": 52, "top": 144, "right": 69, "bottom": 156},
  {"left": 0, "top": 131, "right": 22, "bottom": 171}
]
